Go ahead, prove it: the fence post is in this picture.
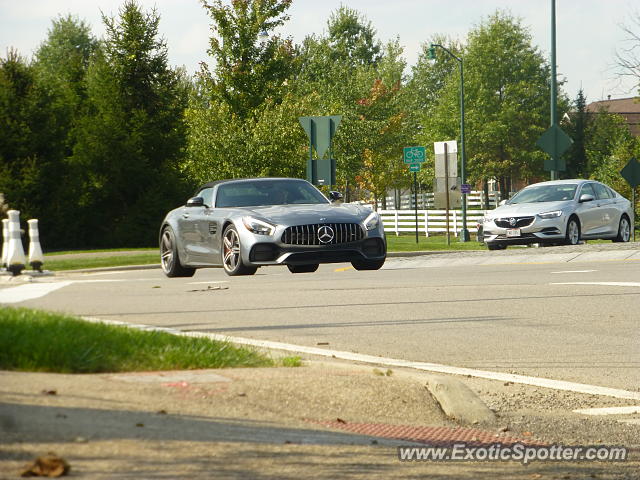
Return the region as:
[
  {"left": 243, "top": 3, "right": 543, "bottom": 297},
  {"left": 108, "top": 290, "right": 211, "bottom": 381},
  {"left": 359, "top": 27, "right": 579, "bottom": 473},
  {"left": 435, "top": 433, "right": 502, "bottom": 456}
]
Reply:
[
  {"left": 453, "top": 210, "right": 458, "bottom": 235},
  {"left": 424, "top": 210, "right": 429, "bottom": 237},
  {"left": 394, "top": 211, "right": 399, "bottom": 236}
]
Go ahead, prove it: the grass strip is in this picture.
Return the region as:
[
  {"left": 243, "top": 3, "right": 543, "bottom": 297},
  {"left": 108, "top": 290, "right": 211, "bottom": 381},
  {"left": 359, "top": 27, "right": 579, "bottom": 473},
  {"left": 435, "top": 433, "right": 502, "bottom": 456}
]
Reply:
[
  {"left": 385, "top": 234, "right": 485, "bottom": 251},
  {"left": 43, "top": 253, "right": 159, "bottom": 271},
  {"left": 0, "top": 307, "right": 274, "bottom": 373}
]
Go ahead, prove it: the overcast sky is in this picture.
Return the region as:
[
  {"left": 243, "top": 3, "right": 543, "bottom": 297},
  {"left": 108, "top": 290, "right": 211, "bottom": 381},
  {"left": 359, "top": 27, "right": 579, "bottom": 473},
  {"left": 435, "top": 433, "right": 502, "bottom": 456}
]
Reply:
[{"left": 1, "top": 0, "right": 638, "bottom": 103}]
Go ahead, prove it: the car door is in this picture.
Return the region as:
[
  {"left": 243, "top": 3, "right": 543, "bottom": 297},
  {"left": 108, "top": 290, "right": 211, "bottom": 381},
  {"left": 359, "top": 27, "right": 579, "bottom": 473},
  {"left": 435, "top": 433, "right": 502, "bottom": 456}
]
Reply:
[
  {"left": 575, "top": 183, "right": 600, "bottom": 237},
  {"left": 186, "top": 187, "right": 219, "bottom": 264},
  {"left": 592, "top": 182, "right": 617, "bottom": 236}
]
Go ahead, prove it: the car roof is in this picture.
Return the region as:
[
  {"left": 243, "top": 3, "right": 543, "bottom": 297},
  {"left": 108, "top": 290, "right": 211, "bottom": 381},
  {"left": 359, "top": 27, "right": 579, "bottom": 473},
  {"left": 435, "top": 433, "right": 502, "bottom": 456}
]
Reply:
[
  {"left": 196, "top": 177, "right": 308, "bottom": 192},
  {"left": 524, "top": 179, "right": 590, "bottom": 188}
]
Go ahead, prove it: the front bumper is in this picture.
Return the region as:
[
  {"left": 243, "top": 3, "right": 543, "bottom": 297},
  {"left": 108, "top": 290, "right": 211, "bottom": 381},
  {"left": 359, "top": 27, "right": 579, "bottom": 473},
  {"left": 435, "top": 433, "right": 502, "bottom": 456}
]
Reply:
[
  {"left": 482, "top": 215, "right": 567, "bottom": 245},
  {"left": 237, "top": 221, "right": 387, "bottom": 266}
]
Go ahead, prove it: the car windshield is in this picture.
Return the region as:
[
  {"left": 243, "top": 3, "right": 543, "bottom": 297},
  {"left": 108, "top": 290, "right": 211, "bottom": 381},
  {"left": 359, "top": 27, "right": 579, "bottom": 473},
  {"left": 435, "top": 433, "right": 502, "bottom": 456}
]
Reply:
[
  {"left": 508, "top": 184, "right": 578, "bottom": 204},
  {"left": 215, "top": 179, "right": 330, "bottom": 208}
]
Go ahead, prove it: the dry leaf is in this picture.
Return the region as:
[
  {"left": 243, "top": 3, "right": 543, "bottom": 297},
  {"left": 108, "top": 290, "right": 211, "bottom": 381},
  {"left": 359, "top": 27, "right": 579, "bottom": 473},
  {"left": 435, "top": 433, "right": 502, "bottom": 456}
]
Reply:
[{"left": 21, "top": 454, "right": 70, "bottom": 477}]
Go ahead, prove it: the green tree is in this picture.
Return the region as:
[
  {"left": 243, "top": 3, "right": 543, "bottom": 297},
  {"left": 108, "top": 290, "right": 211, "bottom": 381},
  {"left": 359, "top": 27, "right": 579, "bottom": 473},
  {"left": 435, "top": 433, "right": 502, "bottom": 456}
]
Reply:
[
  {"left": 327, "top": 6, "right": 381, "bottom": 68},
  {"left": 199, "top": 0, "right": 296, "bottom": 120},
  {"left": 71, "top": 1, "right": 189, "bottom": 247},
  {"left": 416, "top": 12, "right": 562, "bottom": 195},
  {"left": 563, "top": 89, "right": 589, "bottom": 178}
]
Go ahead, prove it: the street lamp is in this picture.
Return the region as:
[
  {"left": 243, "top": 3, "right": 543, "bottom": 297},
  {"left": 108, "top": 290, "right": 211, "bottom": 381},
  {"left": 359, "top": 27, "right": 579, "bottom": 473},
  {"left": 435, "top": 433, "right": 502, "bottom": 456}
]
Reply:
[{"left": 428, "top": 44, "right": 470, "bottom": 242}]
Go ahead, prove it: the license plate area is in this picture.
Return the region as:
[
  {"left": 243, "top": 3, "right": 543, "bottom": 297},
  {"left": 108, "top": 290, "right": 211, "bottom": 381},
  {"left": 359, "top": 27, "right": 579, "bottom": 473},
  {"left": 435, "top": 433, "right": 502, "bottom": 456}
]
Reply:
[{"left": 506, "top": 228, "right": 521, "bottom": 238}]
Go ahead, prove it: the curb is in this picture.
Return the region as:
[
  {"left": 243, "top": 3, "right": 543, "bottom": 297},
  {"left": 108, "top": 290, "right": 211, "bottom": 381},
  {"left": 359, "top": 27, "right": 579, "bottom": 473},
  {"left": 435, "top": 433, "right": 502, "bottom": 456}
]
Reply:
[{"left": 426, "top": 376, "right": 496, "bottom": 426}]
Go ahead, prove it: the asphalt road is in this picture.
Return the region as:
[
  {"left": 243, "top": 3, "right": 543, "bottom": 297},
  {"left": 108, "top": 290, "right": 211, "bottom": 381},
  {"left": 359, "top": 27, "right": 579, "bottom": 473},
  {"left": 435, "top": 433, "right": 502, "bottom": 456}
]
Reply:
[{"left": 3, "top": 245, "right": 639, "bottom": 393}]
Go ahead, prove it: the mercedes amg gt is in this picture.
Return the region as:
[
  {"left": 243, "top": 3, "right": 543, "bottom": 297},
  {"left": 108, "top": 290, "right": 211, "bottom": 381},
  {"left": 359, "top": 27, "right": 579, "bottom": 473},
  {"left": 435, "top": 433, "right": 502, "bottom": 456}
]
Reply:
[{"left": 159, "top": 178, "right": 386, "bottom": 276}]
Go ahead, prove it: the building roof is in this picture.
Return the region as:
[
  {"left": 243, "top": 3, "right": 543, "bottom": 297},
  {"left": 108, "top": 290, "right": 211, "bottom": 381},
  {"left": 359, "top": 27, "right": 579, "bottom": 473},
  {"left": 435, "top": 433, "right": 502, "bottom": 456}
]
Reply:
[{"left": 586, "top": 97, "right": 640, "bottom": 136}]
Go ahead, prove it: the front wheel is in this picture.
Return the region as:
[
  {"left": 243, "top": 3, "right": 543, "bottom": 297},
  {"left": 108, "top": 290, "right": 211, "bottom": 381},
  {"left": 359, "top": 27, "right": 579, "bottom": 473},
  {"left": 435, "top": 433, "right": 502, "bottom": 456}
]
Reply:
[
  {"left": 351, "top": 258, "right": 385, "bottom": 271},
  {"left": 564, "top": 217, "right": 581, "bottom": 245},
  {"left": 160, "top": 227, "right": 196, "bottom": 278},
  {"left": 613, "top": 216, "right": 631, "bottom": 243},
  {"left": 287, "top": 264, "right": 319, "bottom": 274},
  {"left": 222, "top": 225, "right": 257, "bottom": 276}
]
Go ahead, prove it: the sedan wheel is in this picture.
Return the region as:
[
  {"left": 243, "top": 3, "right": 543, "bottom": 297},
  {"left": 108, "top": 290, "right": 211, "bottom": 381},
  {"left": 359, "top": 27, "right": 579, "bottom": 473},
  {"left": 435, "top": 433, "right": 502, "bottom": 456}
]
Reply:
[
  {"left": 222, "top": 225, "right": 257, "bottom": 276},
  {"left": 351, "top": 258, "right": 385, "bottom": 271},
  {"left": 160, "top": 228, "right": 195, "bottom": 278},
  {"left": 565, "top": 217, "right": 581, "bottom": 245},
  {"left": 613, "top": 216, "right": 631, "bottom": 243}
]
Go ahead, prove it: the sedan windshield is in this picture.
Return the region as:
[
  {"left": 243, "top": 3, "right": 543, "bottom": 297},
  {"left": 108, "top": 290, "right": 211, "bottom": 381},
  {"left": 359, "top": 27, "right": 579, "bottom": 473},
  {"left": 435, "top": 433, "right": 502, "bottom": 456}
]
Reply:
[
  {"left": 508, "top": 184, "right": 578, "bottom": 204},
  {"left": 215, "top": 180, "right": 330, "bottom": 208}
]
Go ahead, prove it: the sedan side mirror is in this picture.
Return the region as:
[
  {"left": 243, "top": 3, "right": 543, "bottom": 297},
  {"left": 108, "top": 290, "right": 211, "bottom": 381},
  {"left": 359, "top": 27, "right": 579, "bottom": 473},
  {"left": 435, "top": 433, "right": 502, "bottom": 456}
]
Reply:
[
  {"left": 498, "top": 199, "right": 507, "bottom": 206},
  {"left": 328, "top": 191, "right": 343, "bottom": 203},
  {"left": 579, "top": 194, "right": 595, "bottom": 203},
  {"left": 186, "top": 196, "right": 204, "bottom": 207}
]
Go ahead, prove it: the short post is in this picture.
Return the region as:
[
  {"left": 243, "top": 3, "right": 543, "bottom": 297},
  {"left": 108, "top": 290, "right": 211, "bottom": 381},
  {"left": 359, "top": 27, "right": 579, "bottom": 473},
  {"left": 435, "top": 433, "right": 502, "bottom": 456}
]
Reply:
[
  {"left": 6, "top": 210, "right": 26, "bottom": 276},
  {"left": 413, "top": 172, "right": 419, "bottom": 244},
  {"left": 1, "top": 218, "right": 9, "bottom": 269},
  {"left": 27, "top": 219, "right": 44, "bottom": 272},
  {"left": 444, "top": 142, "right": 451, "bottom": 246}
]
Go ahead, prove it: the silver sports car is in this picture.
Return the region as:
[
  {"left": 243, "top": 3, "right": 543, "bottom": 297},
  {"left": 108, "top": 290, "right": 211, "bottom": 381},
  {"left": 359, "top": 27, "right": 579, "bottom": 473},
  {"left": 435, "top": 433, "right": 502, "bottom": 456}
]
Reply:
[
  {"left": 482, "top": 179, "right": 634, "bottom": 250},
  {"left": 159, "top": 178, "right": 386, "bottom": 276}
]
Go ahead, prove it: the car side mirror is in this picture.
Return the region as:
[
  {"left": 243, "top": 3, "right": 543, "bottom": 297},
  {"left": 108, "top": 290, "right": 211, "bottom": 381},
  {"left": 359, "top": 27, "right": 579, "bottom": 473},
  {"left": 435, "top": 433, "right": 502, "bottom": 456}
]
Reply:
[
  {"left": 579, "top": 194, "right": 594, "bottom": 203},
  {"left": 186, "top": 196, "right": 204, "bottom": 207},
  {"left": 328, "top": 191, "right": 343, "bottom": 203},
  {"left": 498, "top": 200, "right": 507, "bottom": 206}
]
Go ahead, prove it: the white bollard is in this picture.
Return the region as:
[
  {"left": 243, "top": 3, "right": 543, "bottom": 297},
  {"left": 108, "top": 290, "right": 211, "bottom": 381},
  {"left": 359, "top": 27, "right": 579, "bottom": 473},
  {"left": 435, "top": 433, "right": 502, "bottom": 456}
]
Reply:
[
  {"left": 27, "top": 219, "right": 44, "bottom": 272},
  {"left": 1, "top": 218, "right": 8, "bottom": 268},
  {"left": 6, "top": 210, "right": 26, "bottom": 276}
]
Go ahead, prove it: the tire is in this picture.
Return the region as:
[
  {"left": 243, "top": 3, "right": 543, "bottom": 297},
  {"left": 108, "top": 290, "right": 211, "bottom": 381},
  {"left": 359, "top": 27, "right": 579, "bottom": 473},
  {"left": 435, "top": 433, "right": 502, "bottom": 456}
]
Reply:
[
  {"left": 222, "top": 224, "right": 257, "bottom": 276},
  {"left": 564, "top": 216, "right": 581, "bottom": 245},
  {"left": 160, "top": 227, "right": 196, "bottom": 278},
  {"left": 351, "top": 258, "right": 385, "bottom": 271},
  {"left": 613, "top": 215, "right": 631, "bottom": 243},
  {"left": 287, "top": 264, "right": 319, "bottom": 274},
  {"left": 487, "top": 243, "right": 506, "bottom": 250}
]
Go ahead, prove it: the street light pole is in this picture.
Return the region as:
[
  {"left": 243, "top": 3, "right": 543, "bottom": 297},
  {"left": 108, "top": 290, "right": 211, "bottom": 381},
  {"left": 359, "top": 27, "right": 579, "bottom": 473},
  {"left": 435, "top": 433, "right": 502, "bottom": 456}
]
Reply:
[
  {"left": 550, "top": 0, "right": 558, "bottom": 180},
  {"left": 429, "top": 44, "right": 470, "bottom": 241}
]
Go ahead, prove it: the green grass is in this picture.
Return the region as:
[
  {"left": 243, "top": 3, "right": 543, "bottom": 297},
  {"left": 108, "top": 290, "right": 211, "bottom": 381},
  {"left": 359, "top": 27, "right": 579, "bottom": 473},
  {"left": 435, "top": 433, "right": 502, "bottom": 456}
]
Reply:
[
  {"left": 386, "top": 234, "right": 485, "bottom": 251},
  {"left": 45, "top": 247, "right": 157, "bottom": 256},
  {"left": 0, "top": 307, "right": 274, "bottom": 373},
  {"left": 44, "top": 252, "right": 159, "bottom": 271}
]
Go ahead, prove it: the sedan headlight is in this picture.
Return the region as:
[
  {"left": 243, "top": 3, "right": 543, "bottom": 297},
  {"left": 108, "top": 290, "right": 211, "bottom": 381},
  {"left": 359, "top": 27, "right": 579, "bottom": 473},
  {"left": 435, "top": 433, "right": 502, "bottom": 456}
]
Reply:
[
  {"left": 242, "top": 216, "right": 276, "bottom": 235},
  {"left": 537, "top": 210, "right": 563, "bottom": 219},
  {"left": 364, "top": 211, "right": 380, "bottom": 231}
]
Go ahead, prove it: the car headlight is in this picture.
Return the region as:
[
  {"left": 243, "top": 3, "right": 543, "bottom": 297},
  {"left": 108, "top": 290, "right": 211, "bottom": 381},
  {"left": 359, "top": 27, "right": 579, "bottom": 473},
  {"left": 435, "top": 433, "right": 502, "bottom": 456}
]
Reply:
[
  {"left": 537, "top": 210, "right": 563, "bottom": 219},
  {"left": 242, "top": 216, "right": 275, "bottom": 235},
  {"left": 364, "top": 211, "right": 380, "bottom": 231}
]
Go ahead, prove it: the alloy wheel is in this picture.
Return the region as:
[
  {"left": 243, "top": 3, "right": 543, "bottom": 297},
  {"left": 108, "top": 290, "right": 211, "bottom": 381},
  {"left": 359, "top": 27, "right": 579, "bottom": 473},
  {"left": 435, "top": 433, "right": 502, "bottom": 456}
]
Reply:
[
  {"left": 161, "top": 230, "right": 174, "bottom": 273},
  {"left": 223, "top": 228, "right": 240, "bottom": 272}
]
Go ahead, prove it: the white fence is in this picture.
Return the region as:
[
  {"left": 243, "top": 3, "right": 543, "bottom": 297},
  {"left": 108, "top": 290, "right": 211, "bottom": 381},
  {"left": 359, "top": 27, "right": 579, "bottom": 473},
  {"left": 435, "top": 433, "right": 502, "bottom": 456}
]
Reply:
[
  {"left": 378, "top": 190, "right": 502, "bottom": 210},
  {"left": 380, "top": 209, "right": 486, "bottom": 236}
]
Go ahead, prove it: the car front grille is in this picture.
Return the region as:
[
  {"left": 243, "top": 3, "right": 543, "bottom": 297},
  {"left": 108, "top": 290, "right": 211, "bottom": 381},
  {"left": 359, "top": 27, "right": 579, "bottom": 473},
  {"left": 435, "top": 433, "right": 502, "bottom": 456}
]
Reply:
[
  {"left": 281, "top": 223, "right": 364, "bottom": 246},
  {"left": 495, "top": 216, "right": 535, "bottom": 228}
]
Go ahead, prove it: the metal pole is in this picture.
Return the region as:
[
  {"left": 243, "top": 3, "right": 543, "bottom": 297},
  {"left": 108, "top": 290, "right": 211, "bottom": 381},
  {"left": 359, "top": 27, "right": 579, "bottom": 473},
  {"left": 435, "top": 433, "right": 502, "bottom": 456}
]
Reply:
[
  {"left": 459, "top": 58, "right": 469, "bottom": 241},
  {"left": 634, "top": 187, "right": 637, "bottom": 242},
  {"left": 414, "top": 172, "right": 419, "bottom": 244},
  {"left": 444, "top": 142, "right": 451, "bottom": 246},
  {"left": 550, "top": 0, "right": 558, "bottom": 180}
]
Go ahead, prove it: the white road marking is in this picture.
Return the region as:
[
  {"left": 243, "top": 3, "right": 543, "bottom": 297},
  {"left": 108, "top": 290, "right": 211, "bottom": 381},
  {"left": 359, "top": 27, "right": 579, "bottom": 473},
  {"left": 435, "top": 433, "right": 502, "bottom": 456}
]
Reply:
[
  {"left": 550, "top": 270, "right": 597, "bottom": 274},
  {"left": 79, "top": 316, "right": 640, "bottom": 401},
  {"left": 573, "top": 406, "right": 640, "bottom": 416},
  {"left": 551, "top": 282, "right": 640, "bottom": 287},
  {"left": 0, "top": 282, "right": 73, "bottom": 304}
]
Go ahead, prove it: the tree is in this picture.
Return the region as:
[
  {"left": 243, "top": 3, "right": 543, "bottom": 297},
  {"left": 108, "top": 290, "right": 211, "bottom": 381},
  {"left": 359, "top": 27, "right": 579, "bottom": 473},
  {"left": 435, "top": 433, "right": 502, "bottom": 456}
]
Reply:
[
  {"left": 563, "top": 89, "right": 589, "bottom": 178},
  {"left": 71, "top": 0, "right": 189, "bottom": 247},
  {"left": 616, "top": 10, "right": 640, "bottom": 95},
  {"left": 415, "top": 12, "right": 564, "bottom": 195},
  {"left": 327, "top": 6, "right": 381, "bottom": 68},
  {"left": 199, "top": 0, "right": 296, "bottom": 120}
]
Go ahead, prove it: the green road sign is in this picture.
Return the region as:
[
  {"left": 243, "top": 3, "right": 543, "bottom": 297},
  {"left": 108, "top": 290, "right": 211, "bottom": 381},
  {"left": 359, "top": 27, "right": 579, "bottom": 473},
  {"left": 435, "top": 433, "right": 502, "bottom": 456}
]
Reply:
[
  {"left": 403, "top": 146, "right": 426, "bottom": 164},
  {"left": 299, "top": 116, "right": 342, "bottom": 159},
  {"left": 409, "top": 164, "right": 421, "bottom": 172},
  {"left": 536, "top": 124, "right": 573, "bottom": 172},
  {"left": 621, "top": 157, "right": 640, "bottom": 188}
]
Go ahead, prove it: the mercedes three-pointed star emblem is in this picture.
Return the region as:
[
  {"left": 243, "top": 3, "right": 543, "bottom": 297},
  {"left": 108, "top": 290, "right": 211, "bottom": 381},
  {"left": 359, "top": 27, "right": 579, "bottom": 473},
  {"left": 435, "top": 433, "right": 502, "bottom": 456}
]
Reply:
[{"left": 317, "top": 225, "right": 335, "bottom": 244}]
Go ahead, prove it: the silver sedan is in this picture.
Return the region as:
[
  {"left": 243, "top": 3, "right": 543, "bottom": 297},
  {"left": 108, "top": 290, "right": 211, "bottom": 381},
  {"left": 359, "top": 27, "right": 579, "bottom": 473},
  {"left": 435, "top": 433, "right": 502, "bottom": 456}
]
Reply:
[
  {"left": 159, "top": 178, "right": 386, "bottom": 276},
  {"left": 482, "top": 179, "right": 634, "bottom": 250}
]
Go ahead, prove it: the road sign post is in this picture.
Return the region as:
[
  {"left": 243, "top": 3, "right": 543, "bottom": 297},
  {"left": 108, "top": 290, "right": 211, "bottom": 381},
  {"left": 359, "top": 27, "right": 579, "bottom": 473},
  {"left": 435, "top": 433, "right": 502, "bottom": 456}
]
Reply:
[
  {"left": 403, "top": 146, "right": 425, "bottom": 244},
  {"left": 299, "top": 116, "right": 342, "bottom": 187}
]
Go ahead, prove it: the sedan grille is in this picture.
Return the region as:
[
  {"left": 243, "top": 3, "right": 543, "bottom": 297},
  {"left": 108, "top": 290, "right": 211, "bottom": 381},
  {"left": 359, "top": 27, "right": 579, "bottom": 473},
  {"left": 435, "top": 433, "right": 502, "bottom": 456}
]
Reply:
[
  {"left": 281, "top": 223, "right": 364, "bottom": 246},
  {"left": 495, "top": 216, "right": 535, "bottom": 228}
]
